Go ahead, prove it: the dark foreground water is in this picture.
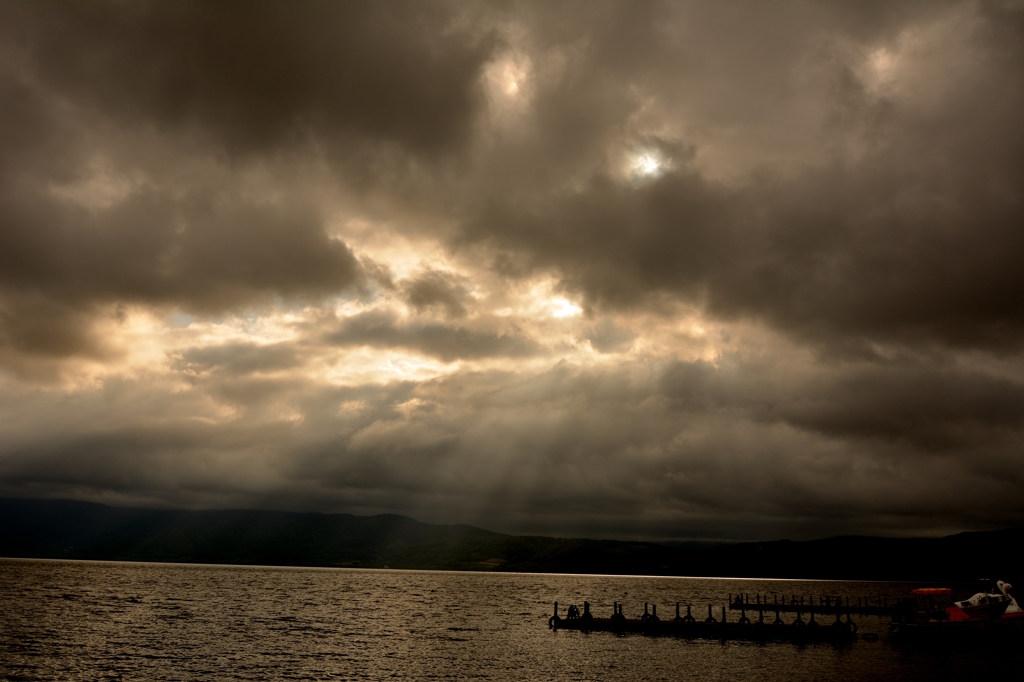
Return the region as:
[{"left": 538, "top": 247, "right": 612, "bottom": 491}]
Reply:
[{"left": 2, "top": 559, "right": 1021, "bottom": 681}]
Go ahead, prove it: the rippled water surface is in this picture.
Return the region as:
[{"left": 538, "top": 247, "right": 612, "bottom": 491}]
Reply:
[{"left": 2, "top": 559, "right": 1020, "bottom": 681}]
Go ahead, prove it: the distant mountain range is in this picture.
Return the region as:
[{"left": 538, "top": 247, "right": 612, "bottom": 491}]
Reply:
[{"left": 2, "top": 497, "right": 1021, "bottom": 583}]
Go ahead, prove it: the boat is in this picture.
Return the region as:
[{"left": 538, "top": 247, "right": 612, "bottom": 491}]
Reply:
[
  {"left": 951, "top": 586, "right": 1012, "bottom": 621},
  {"left": 890, "top": 583, "right": 1019, "bottom": 636}
]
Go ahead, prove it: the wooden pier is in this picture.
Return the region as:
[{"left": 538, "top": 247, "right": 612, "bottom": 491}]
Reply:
[
  {"left": 551, "top": 594, "right": 1024, "bottom": 643},
  {"left": 549, "top": 601, "right": 859, "bottom": 643}
]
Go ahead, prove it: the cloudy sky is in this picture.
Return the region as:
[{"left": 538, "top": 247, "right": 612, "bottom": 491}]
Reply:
[{"left": 1, "top": 1, "right": 1023, "bottom": 541}]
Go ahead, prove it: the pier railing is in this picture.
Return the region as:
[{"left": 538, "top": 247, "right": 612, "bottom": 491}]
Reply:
[{"left": 727, "top": 593, "right": 894, "bottom": 617}]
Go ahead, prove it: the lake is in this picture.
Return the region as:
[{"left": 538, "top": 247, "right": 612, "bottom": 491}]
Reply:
[{"left": 2, "top": 558, "right": 1019, "bottom": 680}]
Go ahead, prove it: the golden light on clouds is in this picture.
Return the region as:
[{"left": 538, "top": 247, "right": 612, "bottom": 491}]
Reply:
[
  {"left": 631, "top": 151, "right": 664, "bottom": 179},
  {"left": 2, "top": 1, "right": 1023, "bottom": 541}
]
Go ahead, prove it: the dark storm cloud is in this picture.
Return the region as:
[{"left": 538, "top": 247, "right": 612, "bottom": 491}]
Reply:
[
  {"left": 4, "top": 354, "right": 1021, "bottom": 539},
  {"left": 0, "top": 0, "right": 493, "bottom": 156},
  {"left": 173, "top": 342, "right": 304, "bottom": 377},
  {"left": 465, "top": 170, "right": 734, "bottom": 309},
  {"left": 659, "top": 358, "right": 1024, "bottom": 454},
  {"left": 0, "top": 295, "right": 110, "bottom": 361},
  {"left": 5, "top": 0, "right": 1023, "bottom": 354},
  {"left": 449, "top": 1, "right": 1024, "bottom": 352},
  {"left": 8, "top": 0, "right": 1023, "bottom": 354},
  {"left": 403, "top": 269, "right": 472, "bottom": 318},
  {"left": 297, "top": 355, "right": 1024, "bottom": 537},
  {"left": 0, "top": 188, "right": 361, "bottom": 310},
  {"left": 325, "top": 310, "right": 545, "bottom": 362},
  {"left": 772, "top": 367, "right": 1024, "bottom": 452},
  {"left": 0, "top": 0, "right": 492, "bottom": 364},
  {"left": 585, "top": 320, "right": 636, "bottom": 353},
  {"left": 0, "top": 185, "right": 362, "bottom": 365}
]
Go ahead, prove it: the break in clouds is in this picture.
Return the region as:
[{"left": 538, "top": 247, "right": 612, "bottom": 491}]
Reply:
[{"left": 1, "top": 1, "right": 1023, "bottom": 541}]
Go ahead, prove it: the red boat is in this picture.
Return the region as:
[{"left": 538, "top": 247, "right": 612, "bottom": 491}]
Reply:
[{"left": 900, "top": 584, "right": 1015, "bottom": 626}]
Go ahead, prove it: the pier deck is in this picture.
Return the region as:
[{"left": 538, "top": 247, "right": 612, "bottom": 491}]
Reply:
[{"left": 551, "top": 616, "right": 857, "bottom": 642}]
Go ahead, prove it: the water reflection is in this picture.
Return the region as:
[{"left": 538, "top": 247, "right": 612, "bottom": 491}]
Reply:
[{"left": 1, "top": 559, "right": 1019, "bottom": 681}]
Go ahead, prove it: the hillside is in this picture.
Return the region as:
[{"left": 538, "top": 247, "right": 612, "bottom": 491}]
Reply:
[{"left": 1, "top": 498, "right": 1020, "bottom": 582}]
